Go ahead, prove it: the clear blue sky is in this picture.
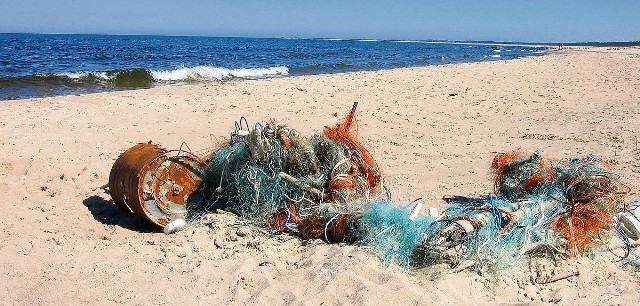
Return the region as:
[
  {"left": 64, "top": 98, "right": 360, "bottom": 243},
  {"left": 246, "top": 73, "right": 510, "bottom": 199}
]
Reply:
[{"left": 1, "top": 0, "right": 638, "bottom": 42}]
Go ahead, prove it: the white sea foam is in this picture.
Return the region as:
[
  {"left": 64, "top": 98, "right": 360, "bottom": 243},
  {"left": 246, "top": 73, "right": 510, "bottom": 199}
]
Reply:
[
  {"left": 57, "top": 66, "right": 289, "bottom": 83},
  {"left": 396, "top": 40, "right": 433, "bottom": 44},
  {"left": 490, "top": 54, "right": 501, "bottom": 58},
  {"left": 493, "top": 49, "right": 501, "bottom": 52},
  {"left": 59, "top": 71, "right": 110, "bottom": 80},
  {"left": 151, "top": 66, "right": 289, "bottom": 81},
  {"left": 60, "top": 72, "right": 86, "bottom": 79}
]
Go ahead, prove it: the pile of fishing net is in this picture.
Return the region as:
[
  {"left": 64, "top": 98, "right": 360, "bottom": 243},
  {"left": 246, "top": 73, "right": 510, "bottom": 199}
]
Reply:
[
  {"left": 360, "top": 150, "right": 637, "bottom": 271},
  {"left": 190, "top": 102, "right": 389, "bottom": 239},
  {"left": 185, "top": 103, "right": 639, "bottom": 272},
  {"left": 364, "top": 150, "right": 638, "bottom": 271}
]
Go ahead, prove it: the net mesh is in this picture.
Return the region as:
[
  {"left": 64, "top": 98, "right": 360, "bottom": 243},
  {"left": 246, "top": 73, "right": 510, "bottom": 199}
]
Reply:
[
  {"left": 194, "top": 104, "right": 384, "bottom": 232},
  {"left": 186, "top": 115, "right": 636, "bottom": 272}
]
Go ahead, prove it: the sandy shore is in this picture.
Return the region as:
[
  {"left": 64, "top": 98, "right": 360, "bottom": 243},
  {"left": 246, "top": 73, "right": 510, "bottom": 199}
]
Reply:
[{"left": 1, "top": 48, "right": 639, "bottom": 305}]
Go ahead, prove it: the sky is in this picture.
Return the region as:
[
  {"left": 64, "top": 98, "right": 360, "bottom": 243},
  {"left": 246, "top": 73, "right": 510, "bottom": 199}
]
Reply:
[{"left": 1, "top": 0, "right": 638, "bottom": 42}]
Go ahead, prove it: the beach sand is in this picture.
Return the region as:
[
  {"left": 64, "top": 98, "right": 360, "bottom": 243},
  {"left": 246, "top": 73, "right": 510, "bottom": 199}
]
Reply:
[{"left": 1, "top": 47, "right": 639, "bottom": 305}]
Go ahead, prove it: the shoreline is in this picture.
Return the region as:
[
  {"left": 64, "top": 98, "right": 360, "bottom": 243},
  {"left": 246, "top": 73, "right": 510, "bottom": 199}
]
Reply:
[
  {"left": 1, "top": 37, "right": 550, "bottom": 101},
  {"left": 4, "top": 46, "right": 631, "bottom": 104},
  {"left": 7, "top": 45, "right": 640, "bottom": 103},
  {"left": 1, "top": 48, "right": 639, "bottom": 304}
]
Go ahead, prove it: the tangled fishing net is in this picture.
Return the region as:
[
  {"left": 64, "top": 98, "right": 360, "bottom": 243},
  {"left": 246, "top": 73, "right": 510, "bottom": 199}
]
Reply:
[
  {"left": 491, "top": 151, "right": 631, "bottom": 257},
  {"left": 411, "top": 150, "right": 634, "bottom": 271},
  {"left": 185, "top": 104, "right": 638, "bottom": 272},
  {"left": 192, "top": 102, "right": 387, "bottom": 235}
]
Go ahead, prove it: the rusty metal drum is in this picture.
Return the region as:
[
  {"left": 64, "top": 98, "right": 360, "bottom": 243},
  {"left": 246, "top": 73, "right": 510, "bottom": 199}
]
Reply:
[{"left": 108, "top": 143, "right": 206, "bottom": 227}]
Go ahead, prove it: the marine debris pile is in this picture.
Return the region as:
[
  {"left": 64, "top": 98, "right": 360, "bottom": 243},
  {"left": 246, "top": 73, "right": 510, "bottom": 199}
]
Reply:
[
  {"left": 108, "top": 102, "right": 640, "bottom": 273},
  {"left": 193, "top": 102, "right": 388, "bottom": 243},
  {"left": 411, "top": 150, "right": 637, "bottom": 271}
]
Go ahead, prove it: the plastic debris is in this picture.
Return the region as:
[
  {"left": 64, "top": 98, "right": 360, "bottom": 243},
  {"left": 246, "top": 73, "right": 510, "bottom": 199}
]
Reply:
[{"left": 163, "top": 218, "right": 187, "bottom": 234}]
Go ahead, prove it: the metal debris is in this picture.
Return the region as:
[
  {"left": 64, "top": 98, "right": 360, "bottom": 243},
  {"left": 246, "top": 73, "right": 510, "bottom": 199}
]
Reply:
[{"left": 108, "top": 143, "right": 206, "bottom": 227}]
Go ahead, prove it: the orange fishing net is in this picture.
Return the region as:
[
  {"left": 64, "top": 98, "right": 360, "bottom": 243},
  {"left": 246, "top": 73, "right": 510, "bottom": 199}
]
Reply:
[
  {"left": 268, "top": 204, "right": 302, "bottom": 233},
  {"left": 520, "top": 158, "right": 557, "bottom": 193},
  {"left": 298, "top": 213, "right": 359, "bottom": 243},
  {"left": 324, "top": 102, "right": 381, "bottom": 191},
  {"left": 491, "top": 150, "right": 557, "bottom": 196},
  {"left": 298, "top": 216, "right": 326, "bottom": 240},
  {"left": 491, "top": 150, "right": 526, "bottom": 193},
  {"left": 564, "top": 174, "right": 628, "bottom": 214},
  {"left": 551, "top": 203, "right": 613, "bottom": 256}
]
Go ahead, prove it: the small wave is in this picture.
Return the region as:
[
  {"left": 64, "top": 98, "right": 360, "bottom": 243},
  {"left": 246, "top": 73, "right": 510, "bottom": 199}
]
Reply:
[
  {"left": 151, "top": 66, "right": 289, "bottom": 81},
  {"left": 1, "top": 65, "right": 290, "bottom": 100},
  {"left": 60, "top": 68, "right": 153, "bottom": 87},
  {"left": 60, "top": 71, "right": 106, "bottom": 79},
  {"left": 56, "top": 66, "right": 289, "bottom": 86},
  {"left": 490, "top": 54, "right": 501, "bottom": 58}
]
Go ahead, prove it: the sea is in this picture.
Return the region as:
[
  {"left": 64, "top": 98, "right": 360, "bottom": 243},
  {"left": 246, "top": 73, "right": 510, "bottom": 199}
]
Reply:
[{"left": 0, "top": 33, "right": 549, "bottom": 100}]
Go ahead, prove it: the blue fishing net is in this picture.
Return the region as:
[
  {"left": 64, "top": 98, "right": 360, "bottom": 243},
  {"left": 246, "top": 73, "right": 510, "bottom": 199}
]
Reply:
[
  {"left": 441, "top": 195, "right": 564, "bottom": 270},
  {"left": 357, "top": 200, "right": 436, "bottom": 269},
  {"left": 198, "top": 126, "right": 357, "bottom": 226}
]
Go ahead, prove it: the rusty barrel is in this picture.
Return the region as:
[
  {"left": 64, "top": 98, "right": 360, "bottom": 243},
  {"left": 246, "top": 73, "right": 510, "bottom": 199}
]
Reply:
[{"left": 108, "top": 143, "right": 205, "bottom": 227}]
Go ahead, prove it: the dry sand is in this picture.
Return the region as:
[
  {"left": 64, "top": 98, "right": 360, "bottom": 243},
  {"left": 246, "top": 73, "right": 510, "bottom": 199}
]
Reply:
[{"left": 1, "top": 47, "right": 639, "bottom": 305}]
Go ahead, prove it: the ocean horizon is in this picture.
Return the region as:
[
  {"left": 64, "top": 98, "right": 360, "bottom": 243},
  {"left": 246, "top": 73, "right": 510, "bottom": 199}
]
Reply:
[{"left": 0, "top": 33, "right": 550, "bottom": 100}]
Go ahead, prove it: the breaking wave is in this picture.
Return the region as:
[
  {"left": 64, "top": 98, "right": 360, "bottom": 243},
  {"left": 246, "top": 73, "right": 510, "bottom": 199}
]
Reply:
[
  {"left": 58, "top": 65, "right": 289, "bottom": 85},
  {"left": 0, "top": 66, "right": 290, "bottom": 100},
  {"left": 151, "top": 66, "right": 289, "bottom": 81}
]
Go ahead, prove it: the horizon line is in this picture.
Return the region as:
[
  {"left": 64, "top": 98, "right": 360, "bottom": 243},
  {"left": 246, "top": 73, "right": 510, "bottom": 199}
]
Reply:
[{"left": 1, "top": 31, "right": 639, "bottom": 46}]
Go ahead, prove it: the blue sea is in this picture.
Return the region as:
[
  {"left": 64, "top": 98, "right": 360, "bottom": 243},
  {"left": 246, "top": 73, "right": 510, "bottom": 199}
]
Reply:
[{"left": 0, "top": 33, "right": 548, "bottom": 100}]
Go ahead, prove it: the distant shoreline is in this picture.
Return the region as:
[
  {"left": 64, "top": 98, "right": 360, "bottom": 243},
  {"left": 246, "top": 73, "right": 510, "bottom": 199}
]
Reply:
[
  {"left": 301, "top": 36, "right": 640, "bottom": 48},
  {"left": 311, "top": 38, "right": 553, "bottom": 48},
  {"left": 3, "top": 32, "right": 638, "bottom": 47}
]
